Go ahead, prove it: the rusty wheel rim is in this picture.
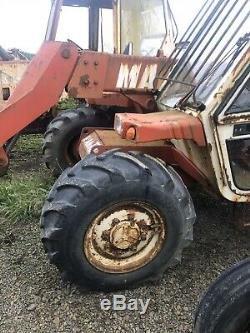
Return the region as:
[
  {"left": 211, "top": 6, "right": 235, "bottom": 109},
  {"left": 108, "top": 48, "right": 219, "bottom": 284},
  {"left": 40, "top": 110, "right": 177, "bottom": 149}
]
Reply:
[
  {"left": 64, "top": 136, "right": 80, "bottom": 166},
  {"left": 84, "top": 202, "right": 166, "bottom": 273}
]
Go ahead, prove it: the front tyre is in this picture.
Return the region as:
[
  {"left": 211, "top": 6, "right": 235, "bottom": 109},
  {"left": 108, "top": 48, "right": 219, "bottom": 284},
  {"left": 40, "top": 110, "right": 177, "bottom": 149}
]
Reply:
[{"left": 41, "top": 150, "right": 196, "bottom": 291}]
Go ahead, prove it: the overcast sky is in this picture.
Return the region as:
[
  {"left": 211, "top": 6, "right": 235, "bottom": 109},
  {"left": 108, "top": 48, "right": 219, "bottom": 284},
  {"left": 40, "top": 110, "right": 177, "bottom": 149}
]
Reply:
[{"left": 0, "top": 0, "right": 204, "bottom": 53}]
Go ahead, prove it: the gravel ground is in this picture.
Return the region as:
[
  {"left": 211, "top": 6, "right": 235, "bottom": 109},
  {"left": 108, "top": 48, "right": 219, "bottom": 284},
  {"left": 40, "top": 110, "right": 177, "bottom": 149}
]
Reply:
[
  {"left": 0, "top": 195, "right": 249, "bottom": 333},
  {"left": 0, "top": 138, "right": 249, "bottom": 333}
]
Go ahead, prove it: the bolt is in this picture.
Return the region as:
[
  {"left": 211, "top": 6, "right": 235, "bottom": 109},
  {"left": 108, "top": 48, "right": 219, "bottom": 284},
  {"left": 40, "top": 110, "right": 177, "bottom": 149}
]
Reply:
[
  {"left": 83, "top": 60, "right": 88, "bottom": 65},
  {"left": 141, "top": 234, "right": 147, "bottom": 241},
  {"left": 93, "top": 81, "right": 98, "bottom": 85},
  {"left": 80, "top": 75, "right": 90, "bottom": 86},
  {"left": 61, "top": 48, "right": 71, "bottom": 59},
  {"left": 93, "top": 148, "right": 99, "bottom": 154},
  {"left": 94, "top": 61, "right": 99, "bottom": 66}
]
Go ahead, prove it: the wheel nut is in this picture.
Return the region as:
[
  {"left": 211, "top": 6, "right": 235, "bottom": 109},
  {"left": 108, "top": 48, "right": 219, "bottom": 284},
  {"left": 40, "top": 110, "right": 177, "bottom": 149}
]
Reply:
[
  {"left": 127, "top": 213, "right": 135, "bottom": 221},
  {"left": 101, "top": 230, "right": 110, "bottom": 241}
]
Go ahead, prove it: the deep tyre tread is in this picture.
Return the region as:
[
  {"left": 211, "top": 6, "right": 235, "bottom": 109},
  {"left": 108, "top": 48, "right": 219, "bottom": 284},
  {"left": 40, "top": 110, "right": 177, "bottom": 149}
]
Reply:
[
  {"left": 41, "top": 150, "right": 196, "bottom": 291},
  {"left": 194, "top": 258, "right": 250, "bottom": 333},
  {"left": 43, "top": 107, "right": 114, "bottom": 177}
]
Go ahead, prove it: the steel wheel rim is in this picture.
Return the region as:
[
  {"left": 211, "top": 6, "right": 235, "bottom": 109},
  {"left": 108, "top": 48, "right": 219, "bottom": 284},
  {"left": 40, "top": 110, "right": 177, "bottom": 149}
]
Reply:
[{"left": 84, "top": 201, "right": 166, "bottom": 273}]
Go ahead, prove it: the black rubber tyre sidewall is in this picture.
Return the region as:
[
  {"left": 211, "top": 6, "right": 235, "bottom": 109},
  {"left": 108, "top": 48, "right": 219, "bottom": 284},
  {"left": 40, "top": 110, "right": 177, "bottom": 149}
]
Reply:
[
  {"left": 48, "top": 113, "right": 111, "bottom": 169},
  {"left": 51, "top": 121, "right": 84, "bottom": 168},
  {"left": 194, "top": 258, "right": 250, "bottom": 333},
  {"left": 60, "top": 181, "right": 184, "bottom": 290},
  {"left": 43, "top": 109, "right": 114, "bottom": 175}
]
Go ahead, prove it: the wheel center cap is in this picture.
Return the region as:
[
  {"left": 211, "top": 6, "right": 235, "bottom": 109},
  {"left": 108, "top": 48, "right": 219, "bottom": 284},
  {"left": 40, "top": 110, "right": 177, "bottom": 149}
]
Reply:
[{"left": 110, "top": 222, "right": 141, "bottom": 250}]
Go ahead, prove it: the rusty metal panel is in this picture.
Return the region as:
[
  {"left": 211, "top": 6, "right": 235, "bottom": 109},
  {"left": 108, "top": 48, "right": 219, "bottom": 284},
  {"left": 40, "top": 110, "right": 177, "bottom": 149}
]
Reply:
[
  {"left": 115, "top": 110, "right": 206, "bottom": 146},
  {"left": 79, "top": 129, "right": 166, "bottom": 156},
  {"left": 68, "top": 52, "right": 110, "bottom": 99},
  {"left": 79, "top": 129, "right": 211, "bottom": 188},
  {"left": 0, "top": 41, "right": 79, "bottom": 146},
  {"left": 68, "top": 51, "right": 167, "bottom": 99}
]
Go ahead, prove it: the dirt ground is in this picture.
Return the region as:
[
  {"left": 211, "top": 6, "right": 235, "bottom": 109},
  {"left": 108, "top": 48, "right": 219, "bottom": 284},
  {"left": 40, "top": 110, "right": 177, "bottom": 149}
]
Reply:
[{"left": 0, "top": 135, "right": 249, "bottom": 333}]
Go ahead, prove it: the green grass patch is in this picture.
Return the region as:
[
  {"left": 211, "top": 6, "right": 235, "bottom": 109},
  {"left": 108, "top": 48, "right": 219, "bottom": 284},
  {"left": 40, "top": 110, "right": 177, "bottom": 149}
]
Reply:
[
  {"left": 15, "top": 134, "right": 43, "bottom": 153},
  {"left": 0, "top": 173, "right": 53, "bottom": 223},
  {"left": 57, "top": 97, "right": 79, "bottom": 110}
]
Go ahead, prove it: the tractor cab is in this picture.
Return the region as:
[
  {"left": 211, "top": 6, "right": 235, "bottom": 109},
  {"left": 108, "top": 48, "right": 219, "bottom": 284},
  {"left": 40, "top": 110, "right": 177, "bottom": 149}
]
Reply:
[
  {"left": 46, "top": 0, "right": 177, "bottom": 56},
  {"left": 154, "top": 0, "right": 250, "bottom": 202}
]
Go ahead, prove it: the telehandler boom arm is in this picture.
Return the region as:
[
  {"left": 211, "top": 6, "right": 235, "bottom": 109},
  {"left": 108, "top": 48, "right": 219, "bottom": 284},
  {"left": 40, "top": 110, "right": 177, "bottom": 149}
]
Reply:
[
  {"left": 0, "top": 42, "right": 78, "bottom": 147},
  {"left": 0, "top": 40, "right": 168, "bottom": 174}
]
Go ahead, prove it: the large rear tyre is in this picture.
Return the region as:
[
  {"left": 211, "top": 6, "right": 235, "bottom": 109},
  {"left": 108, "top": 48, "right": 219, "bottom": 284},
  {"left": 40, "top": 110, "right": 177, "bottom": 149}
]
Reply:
[
  {"left": 43, "top": 108, "right": 114, "bottom": 177},
  {"left": 194, "top": 258, "right": 250, "bottom": 333},
  {"left": 40, "top": 150, "right": 195, "bottom": 291}
]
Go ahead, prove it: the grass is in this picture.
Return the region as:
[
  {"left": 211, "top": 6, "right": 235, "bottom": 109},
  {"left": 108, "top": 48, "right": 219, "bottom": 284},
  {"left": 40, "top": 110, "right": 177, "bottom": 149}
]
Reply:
[
  {"left": 0, "top": 173, "right": 53, "bottom": 223},
  {"left": 0, "top": 99, "right": 79, "bottom": 223},
  {"left": 56, "top": 97, "right": 79, "bottom": 111},
  {"left": 0, "top": 134, "right": 54, "bottom": 223},
  {"left": 15, "top": 134, "right": 43, "bottom": 152}
]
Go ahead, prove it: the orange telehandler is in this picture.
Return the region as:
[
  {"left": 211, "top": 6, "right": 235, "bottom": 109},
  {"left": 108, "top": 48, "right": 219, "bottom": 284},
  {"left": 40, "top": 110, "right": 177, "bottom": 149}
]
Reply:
[
  {"left": 40, "top": 0, "right": 249, "bottom": 291},
  {"left": 0, "top": 0, "right": 177, "bottom": 176},
  {"left": 0, "top": 0, "right": 249, "bottom": 293}
]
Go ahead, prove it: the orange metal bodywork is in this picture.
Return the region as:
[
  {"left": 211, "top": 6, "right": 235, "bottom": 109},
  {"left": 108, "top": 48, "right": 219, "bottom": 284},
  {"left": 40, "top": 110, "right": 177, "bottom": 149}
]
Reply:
[
  {"left": 0, "top": 45, "right": 169, "bottom": 150},
  {"left": 0, "top": 41, "right": 172, "bottom": 173},
  {"left": 0, "top": 41, "right": 78, "bottom": 147},
  {"left": 115, "top": 111, "right": 206, "bottom": 146},
  {"left": 79, "top": 129, "right": 211, "bottom": 188},
  {"left": 68, "top": 52, "right": 167, "bottom": 111},
  {"left": 0, "top": 39, "right": 205, "bottom": 184}
]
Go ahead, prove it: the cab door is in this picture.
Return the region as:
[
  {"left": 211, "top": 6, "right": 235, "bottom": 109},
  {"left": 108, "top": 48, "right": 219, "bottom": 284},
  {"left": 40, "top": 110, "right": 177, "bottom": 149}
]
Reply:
[{"left": 214, "top": 68, "right": 250, "bottom": 201}]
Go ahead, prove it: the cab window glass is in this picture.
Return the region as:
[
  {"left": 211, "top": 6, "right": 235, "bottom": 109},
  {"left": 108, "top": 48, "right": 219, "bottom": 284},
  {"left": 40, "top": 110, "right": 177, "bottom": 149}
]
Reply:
[
  {"left": 56, "top": 6, "right": 89, "bottom": 48},
  {"left": 120, "top": 0, "right": 166, "bottom": 56},
  {"left": 225, "top": 78, "right": 250, "bottom": 115},
  {"left": 227, "top": 138, "right": 250, "bottom": 190},
  {"left": 98, "top": 9, "right": 114, "bottom": 53}
]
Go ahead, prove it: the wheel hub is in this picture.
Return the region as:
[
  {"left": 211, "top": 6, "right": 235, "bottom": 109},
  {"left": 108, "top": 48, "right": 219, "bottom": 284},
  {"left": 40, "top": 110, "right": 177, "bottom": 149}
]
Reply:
[
  {"left": 84, "top": 202, "right": 166, "bottom": 273},
  {"left": 110, "top": 222, "right": 141, "bottom": 250}
]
